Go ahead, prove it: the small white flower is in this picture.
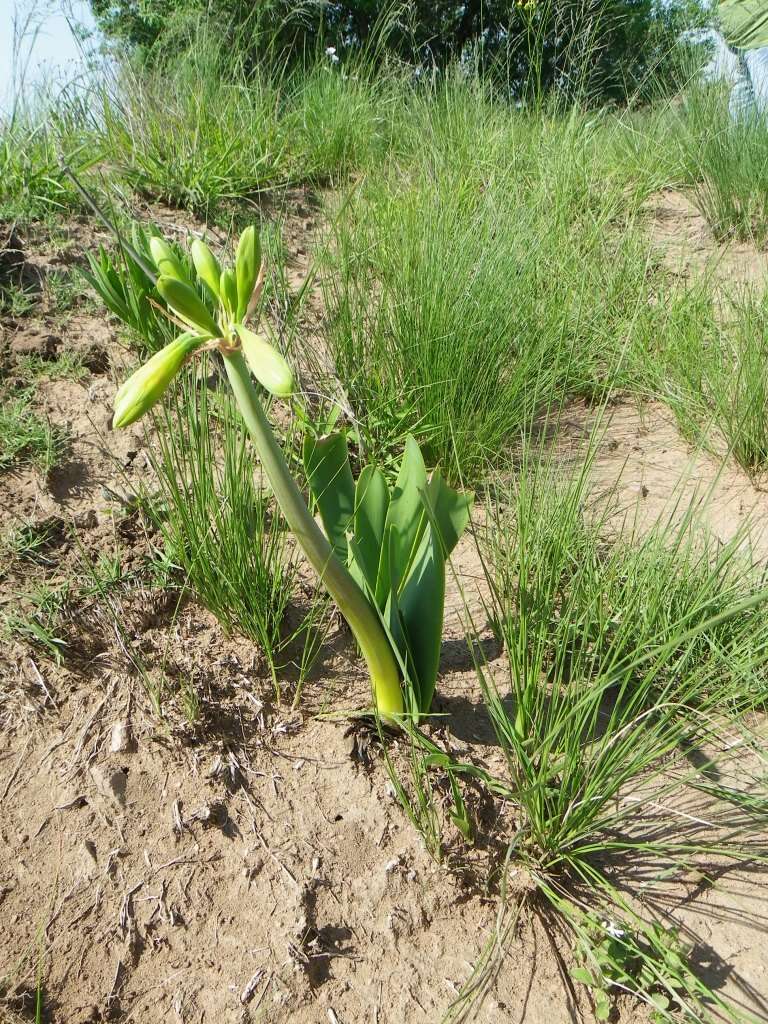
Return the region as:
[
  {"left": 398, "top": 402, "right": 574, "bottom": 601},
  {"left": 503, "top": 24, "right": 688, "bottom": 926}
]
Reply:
[
  {"left": 325, "top": 46, "right": 336, "bottom": 55},
  {"left": 330, "top": 53, "right": 339, "bottom": 64},
  {"left": 602, "top": 920, "right": 625, "bottom": 939}
]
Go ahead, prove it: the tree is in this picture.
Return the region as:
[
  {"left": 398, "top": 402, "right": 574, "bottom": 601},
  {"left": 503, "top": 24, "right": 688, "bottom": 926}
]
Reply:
[{"left": 88, "top": 0, "right": 708, "bottom": 103}]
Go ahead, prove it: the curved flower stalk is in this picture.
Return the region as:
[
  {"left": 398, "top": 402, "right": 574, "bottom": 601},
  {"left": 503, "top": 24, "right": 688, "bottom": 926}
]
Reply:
[{"left": 111, "top": 227, "right": 405, "bottom": 718}]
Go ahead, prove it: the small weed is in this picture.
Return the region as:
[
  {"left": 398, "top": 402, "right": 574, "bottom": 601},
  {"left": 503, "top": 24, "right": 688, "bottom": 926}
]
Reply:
[
  {"left": 0, "top": 279, "right": 39, "bottom": 317},
  {"left": 4, "top": 582, "right": 70, "bottom": 663},
  {"left": 0, "top": 391, "right": 67, "bottom": 473},
  {"left": 567, "top": 906, "right": 694, "bottom": 1022},
  {"left": 44, "top": 268, "right": 85, "bottom": 316},
  {"left": 14, "top": 351, "right": 89, "bottom": 384},
  {"left": 2, "top": 518, "right": 64, "bottom": 567}
]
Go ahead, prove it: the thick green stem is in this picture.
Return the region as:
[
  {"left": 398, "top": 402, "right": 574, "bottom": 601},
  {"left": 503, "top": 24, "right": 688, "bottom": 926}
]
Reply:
[{"left": 223, "top": 351, "right": 404, "bottom": 718}]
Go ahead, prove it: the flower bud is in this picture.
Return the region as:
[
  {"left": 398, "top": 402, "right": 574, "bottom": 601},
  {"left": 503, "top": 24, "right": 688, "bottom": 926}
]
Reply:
[
  {"left": 235, "top": 324, "right": 293, "bottom": 397},
  {"left": 220, "top": 268, "right": 238, "bottom": 318},
  {"left": 113, "top": 333, "right": 201, "bottom": 428},
  {"left": 190, "top": 239, "right": 221, "bottom": 299},
  {"left": 156, "top": 275, "right": 220, "bottom": 337},
  {"left": 149, "top": 237, "right": 188, "bottom": 282},
  {"left": 235, "top": 225, "right": 261, "bottom": 321}
]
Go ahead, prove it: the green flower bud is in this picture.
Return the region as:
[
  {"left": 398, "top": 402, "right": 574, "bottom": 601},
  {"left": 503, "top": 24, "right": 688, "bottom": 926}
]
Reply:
[
  {"left": 149, "top": 237, "right": 188, "bottom": 282},
  {"left": 156, "top": 275, "right": 220, "bottom": 337},
  {"left": 235, "top": 324, "right": 293, "bottom": 398},
  {"left": 235, "top": 225, "right": 261, "bottom": 321},
  {"left": 220, "top": 268, "right": 238, "bottom": 318},
  {"left": 113, "top": 333, "right": 201, "bottom": 428},
  {"left": 190, "top": 238, "right": 221, "bottom": 299}
]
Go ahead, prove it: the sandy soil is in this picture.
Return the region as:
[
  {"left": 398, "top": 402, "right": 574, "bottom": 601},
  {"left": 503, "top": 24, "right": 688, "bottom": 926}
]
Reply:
[
  {"left": 1, "top": 191, "right": 768, "bottom": 1024},
  {"left": 646, "top": 189, "right": 768, "bottom": 292}
]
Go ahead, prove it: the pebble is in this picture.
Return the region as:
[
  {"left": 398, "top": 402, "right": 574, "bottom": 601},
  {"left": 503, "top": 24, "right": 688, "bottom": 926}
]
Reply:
[{"left": 110, "top": 720, "right": 131, "bottom": 753}]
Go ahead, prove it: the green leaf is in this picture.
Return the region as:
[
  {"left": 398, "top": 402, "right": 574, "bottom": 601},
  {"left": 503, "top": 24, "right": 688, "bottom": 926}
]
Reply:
[
  {"left": 376, "top": 436, "right": 428, "bottom": 606},
  {"left": 423, "top": 752, "right": 451, "bottom": 769},
  {"left": 397, "top": 522, "right": 445, "bottom": 714},
  {"left": 381, "top": 526, "right": 416, "bottom": 704},
  {"left": 595, "top": 991, "right": 611, "bottom": 1021},
  {"left": 350, "top": 465, "right": 390, "bottom": 600},
  {"left": 423, "top": 470, "right": 473, "bottom": 559},
  {"left": 303, "top": 432, "right": 355, "bottom": 563},
  {"left": 571, "top": 968, "right": 594, "bottom": 985}
]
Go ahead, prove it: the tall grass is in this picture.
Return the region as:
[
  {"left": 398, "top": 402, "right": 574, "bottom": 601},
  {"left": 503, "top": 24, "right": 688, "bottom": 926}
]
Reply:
[
  {"left": 471, "top": 444, "right": 768, "bottom": 1018},
  {"left": 659, "top": 285, "right": 768, "bottom": 474},
  {"left": 672, "top": 79, "right": 768, "bottom": 245},
  {"left": 98, "top": 59, "right": 287, "bottom": 213},
  {"left": 0, "top": 98, "right": 98, "bottom": 221},
  {"left": 147, "top": 368, "right": 307, "bottom": 694},
  {"left": 319, "top": 97, "right": 670, "bottom": 479}
]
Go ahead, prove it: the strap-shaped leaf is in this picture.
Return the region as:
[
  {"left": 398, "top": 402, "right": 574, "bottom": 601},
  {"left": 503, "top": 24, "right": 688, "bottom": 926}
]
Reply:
[
  {"left": 382, "top": 524, "right": 418, "bottom": 707},
  {"left": 392, "top": 473, "right": 471, "bottom": 715},
  {"left": 423, "top": 471, "right": 473, "bottom": 559},
  {"left": 397, "top": 523, "right": 445, "bottom": 714},
  {"left": 375, "top": 435, "right": 428, "bottom": 606},
  {"left": 350, "top": 465, "right": 390, "bottom": 598},
  {"left": 302, "top": 432, "right": 355, "bottom": 563}
]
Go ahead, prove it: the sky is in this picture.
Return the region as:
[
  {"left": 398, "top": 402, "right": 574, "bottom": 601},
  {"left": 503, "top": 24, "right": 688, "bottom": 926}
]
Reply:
[{"left": 0, "top": 0, "right": 98, "bottom": 111}]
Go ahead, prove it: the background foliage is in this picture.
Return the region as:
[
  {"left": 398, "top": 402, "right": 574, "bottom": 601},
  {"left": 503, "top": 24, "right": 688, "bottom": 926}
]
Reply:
[{"left": 88, "top": 0, "right": 709, "bottom": 103}]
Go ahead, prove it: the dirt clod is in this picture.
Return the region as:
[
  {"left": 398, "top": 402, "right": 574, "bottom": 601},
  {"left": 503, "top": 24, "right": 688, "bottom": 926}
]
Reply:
[{"left": 10, "top": 329, "right": 60, "bottom": 360}]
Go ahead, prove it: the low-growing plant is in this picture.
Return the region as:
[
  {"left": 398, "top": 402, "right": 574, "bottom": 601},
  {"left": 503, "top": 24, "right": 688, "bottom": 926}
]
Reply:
[
  {"left": 566, "top": 906, "right": 697, "bottom": 1023},
  {"left": 3, "top": 581, "right": 71, "bottom": 663},
  {"left": 104, "top": 224, "right": 471, "bottom": 719},
  {"left": 0, "top": 390, "right": 67, "bottom": 473},
  {"left": 2, "top": 518, "right": 63, "bottom": 569},
  {"left": 13, "top": 351, "right": 89, "bottom": 384},
  {"left": 0, "top": 279, "right": 38, "bottom": 317}
]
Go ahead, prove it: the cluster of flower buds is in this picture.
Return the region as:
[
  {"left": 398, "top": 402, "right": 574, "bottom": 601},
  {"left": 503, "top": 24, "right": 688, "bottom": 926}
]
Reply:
[{"left": 112, "top": 226, "right": 294, "bottom": 429}]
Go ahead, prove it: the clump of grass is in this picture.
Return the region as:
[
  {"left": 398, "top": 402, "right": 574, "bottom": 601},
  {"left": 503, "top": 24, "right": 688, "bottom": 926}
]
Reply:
[
  {"left": 147, "top": 369, "right": 304, "bottom": 693},
  {"left": 470, "top": 443, "right": 768, "bottom": 1019},
  {"left": 672, "top": 80, "right": 768, "bottom": 245},
  {"left": 14, "top": 351, "right": 89, "bottom": 384},
  {"left": 2, "top": 517, "right": 64, "bottom": 569},
  {"left": 0, "top": 96, "right": 97, "bottom": 222},
  {"left": 98, "top": 58, "right": 287, "bottom": 214},
  {"left": 287, "top": 58, "right": 405, "bottom": 184},
  {"left": 3, "top": 580, "right": 71, "bottom": 663},
  {"left": 319, "top": 107, "right": 663, "bottom": 480},
  {"left": 0, "top": 390, "right": 67, "bottom": 473},
  {"left": 660, "top": 286, "right": 768, "bottom": 474},
  {"left": 0, "top": 278, "right": 38, "bottom": 317}
]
